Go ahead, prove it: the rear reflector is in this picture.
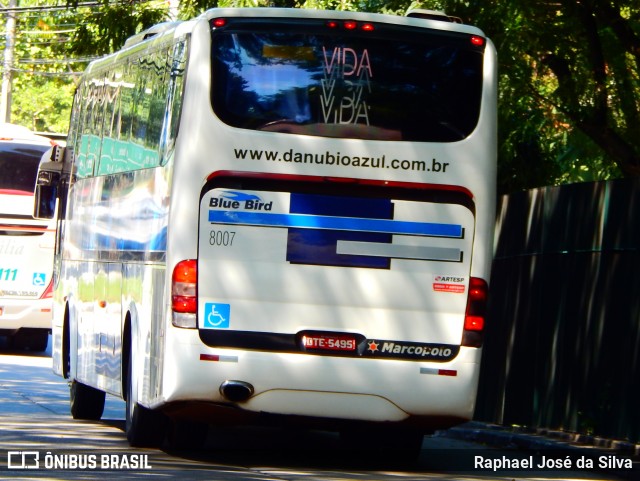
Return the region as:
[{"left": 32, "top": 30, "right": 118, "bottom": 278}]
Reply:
[
  {"left": 200, "top": 354, "right": 238, "bottom": 363},
  {"left": 420, "top": 367, "right": 458, "bottom": 377}
]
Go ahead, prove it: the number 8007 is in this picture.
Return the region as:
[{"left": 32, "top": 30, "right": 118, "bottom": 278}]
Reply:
[{"left": 209, "top": 230, "right": 235, "bottom": 246}]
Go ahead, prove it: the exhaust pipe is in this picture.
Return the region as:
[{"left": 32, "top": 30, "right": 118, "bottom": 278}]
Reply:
[{"left": 220, "top": 380, "right": 254, "bottom": 403}]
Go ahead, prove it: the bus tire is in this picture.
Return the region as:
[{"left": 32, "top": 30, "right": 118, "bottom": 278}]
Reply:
[
  {"left": 124, "top": 345, "right": 166, "bottom": 448},
  {"left": 70, "top": 380, "right": 105, "bottom": 420}
]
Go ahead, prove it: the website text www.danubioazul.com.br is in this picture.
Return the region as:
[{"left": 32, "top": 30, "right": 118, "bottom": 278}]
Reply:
[{"left": 233, "top": 148, "right": 450, "bottom": 173}]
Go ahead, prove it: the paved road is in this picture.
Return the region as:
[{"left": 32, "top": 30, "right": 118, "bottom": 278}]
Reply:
[{"left": 0, "top": 336, "right": 630, "bottom": 480}]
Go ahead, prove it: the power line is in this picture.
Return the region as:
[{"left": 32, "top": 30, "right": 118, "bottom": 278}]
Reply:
[
  {"left": 7, "top": 66, "right": 84, "bottom": 76},
  {"left": 0, "top": 0, "right": 172, "bottom": 122},
  {"left": 17, "top": 56, "right": 98, "bottom": 64},
  {"left": 0, "top": 1, "right": 153, "bottom": 14},
  {"left": 19, "top": 29, "right": 76, "bottom": 34}
]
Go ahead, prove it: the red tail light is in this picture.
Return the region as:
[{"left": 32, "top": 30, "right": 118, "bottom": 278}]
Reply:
[
  {"left": 462, "top": 277, "right": 488, "bottom": 347},
  {"left": 470, "top": 35, "right": 485, "bottom": 46},
  {"left": 40, "top": 278, "right": 54, "bottom": 299},
  {"left": 172, "top": 259, "right": 197, "bottom": 313}
]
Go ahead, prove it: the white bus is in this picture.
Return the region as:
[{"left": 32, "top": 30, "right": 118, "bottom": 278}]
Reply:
[
  {"left": 0, "top": 124, "right": 56, "bottom": 352},
  {"left": 34, "top": 7, "right": 497, "bottom": 456}
]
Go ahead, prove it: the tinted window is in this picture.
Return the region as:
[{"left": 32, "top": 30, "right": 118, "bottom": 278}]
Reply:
[
  {"left": 0, "top": 142, "right": 50, "bottom": 192},
  {"left": 74, "top": 39, "right": 188, "bottom": 178},
  {"left": 211, "top": 21, "right": 484, "bottom": 142}
]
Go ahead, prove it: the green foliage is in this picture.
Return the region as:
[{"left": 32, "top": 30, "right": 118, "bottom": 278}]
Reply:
[
  {"left": 6, "top": 0, "right": 167, "bottom": 133},
  {"left": 4, "top": 0, "right": 638, "bottom": 192},
  {"left": 66, "top": 1, "right": 168, "bottom": 56},
  {"left": 11, "top": 77, "right": 74, "bottom": 133},
  {"left": 466, "top": 0, "right": 636, "bottom": 188},
  {"left": 6, "top": 1, "right": 77, "bottom": 132}
]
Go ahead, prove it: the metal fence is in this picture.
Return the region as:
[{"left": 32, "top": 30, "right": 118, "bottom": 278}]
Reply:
[{"left": 475, "top": 178, "right": 640, "bottom": 443}]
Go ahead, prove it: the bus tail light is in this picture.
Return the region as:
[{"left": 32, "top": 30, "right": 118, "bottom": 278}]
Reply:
[
  {"left": 470, "top": 35, "right": 485, "bottom": 46},
  {"left": 326, "top": 20, "right": 374, "bottom": 31},
  {"left": 40, "top": 278, "right": 54, "bottom": 300},
  {"left": 172, "top": 259, "right": 197, "bottom": 328},
  {"left": 462, "top": 277, "right": 488, "bottom": 347}
]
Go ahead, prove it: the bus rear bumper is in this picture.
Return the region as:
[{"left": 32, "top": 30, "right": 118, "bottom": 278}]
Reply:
[
  {"left": 161, "top": 331, "right": 481, "bottom": 431},
  {"left": 0, "top": 298, "right": 52, "bottom": 332}
]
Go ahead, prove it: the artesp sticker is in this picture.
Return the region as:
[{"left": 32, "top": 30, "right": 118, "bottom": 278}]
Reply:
[{"left": 433, "top": 275, "right": 466, "bottom": 294}]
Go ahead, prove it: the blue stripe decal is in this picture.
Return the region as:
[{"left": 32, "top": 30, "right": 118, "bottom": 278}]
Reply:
[{"left": 209, "top": 211, "right": 463, "bottom": 238}]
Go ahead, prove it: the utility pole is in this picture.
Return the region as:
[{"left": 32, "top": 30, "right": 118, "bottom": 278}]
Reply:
[{"left": 0, "top": 0, "right": 18, "bottom": 124}]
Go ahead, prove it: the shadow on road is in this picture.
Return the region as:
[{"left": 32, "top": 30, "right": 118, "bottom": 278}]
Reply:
[{"left": 0, "top": 334, "right": 52, "bottom": 358}]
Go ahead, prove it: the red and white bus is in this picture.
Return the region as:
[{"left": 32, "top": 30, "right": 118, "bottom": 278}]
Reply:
[{"left": 1, "top": 124, "right": 56, "bottom": 352}]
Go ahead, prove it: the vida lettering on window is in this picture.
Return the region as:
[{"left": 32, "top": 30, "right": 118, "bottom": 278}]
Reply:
[{"left": 321, "top": 47, "right": 372, "bottom": 125}]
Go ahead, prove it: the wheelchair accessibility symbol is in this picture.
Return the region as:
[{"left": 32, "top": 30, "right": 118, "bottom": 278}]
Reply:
[
  {"left": 32, "top": 273, "right": 46, "bottom": 287},
  {"left": 203, "top": 303, "right": 230, "bottom": 329}
]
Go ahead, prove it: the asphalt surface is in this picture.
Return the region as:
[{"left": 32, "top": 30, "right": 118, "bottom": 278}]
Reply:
[{"left": 441, "top": 421, "right": 640, "bottom": 480}]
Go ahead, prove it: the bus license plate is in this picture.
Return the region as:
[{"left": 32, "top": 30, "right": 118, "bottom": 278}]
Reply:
[{"left": 301, "top": 334, "right": 357, "bottom": 352}]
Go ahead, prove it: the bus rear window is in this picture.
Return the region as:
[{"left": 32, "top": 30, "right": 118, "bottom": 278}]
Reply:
[
  {"left": 0, "top": 143, "right": 50, "bottom": 193},
  {"left": 211, "top": 22, "right": 484, "bottom": 142}
]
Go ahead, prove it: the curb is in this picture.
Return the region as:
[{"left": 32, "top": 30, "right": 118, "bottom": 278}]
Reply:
[{"left": 437, "top": 421, "right": 640, "bottom": 480}]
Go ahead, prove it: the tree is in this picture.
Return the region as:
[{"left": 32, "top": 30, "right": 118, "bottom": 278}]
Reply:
[
  {"left": 65, "top": 0, "right": 168, "bottom": 56},
  {"left": 536, "top": 1, "right": 640, "bottom": 177},
  {"left": 6, "top": 0, "right": 638, "bottom": 193},
  {"left": 430, "top": 0, "right": 636, "bottom": 190},
  {"left": 3, "top": 0, "right": 168, "bottom": 132},
  {"left": 3, "top": 1, "right": 82, "bottom": 131}
]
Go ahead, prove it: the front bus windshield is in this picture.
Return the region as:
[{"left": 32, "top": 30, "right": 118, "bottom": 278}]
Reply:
[{"left": 210, "top": 18, "right": 485, "bottom": 142}]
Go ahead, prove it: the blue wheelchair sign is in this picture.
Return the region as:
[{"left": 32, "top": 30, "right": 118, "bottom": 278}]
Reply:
[{"left": 203, "top": 303, "right": 230, "bottom": 329}]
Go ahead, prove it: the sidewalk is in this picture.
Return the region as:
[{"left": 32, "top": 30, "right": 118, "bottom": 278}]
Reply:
[{"left": 438, "top": 421, "right": 640, "bottom": 480}]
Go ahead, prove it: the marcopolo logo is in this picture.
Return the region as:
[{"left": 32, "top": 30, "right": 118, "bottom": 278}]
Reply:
[
  {"left": 365, "top": 340, "right": 457, "bottom": 361},
  {"left": 209, "top": 191, "right": 273, "bottom": 211}
]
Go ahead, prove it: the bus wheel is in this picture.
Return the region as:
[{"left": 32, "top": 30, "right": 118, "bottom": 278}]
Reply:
[
  {"left": 70, "top": 380, "right": 105, "bottom": 420},
  {"left": 125, "top": 353, "right": 166, "bottom": 448}
]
